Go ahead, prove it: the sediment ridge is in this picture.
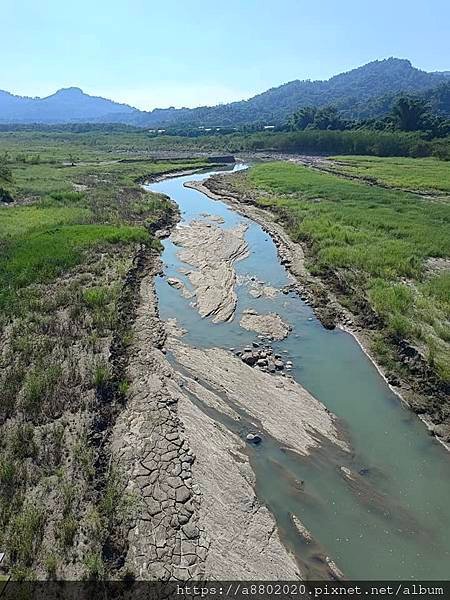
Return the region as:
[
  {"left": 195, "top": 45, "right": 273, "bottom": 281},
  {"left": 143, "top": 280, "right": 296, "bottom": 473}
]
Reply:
[{"left": 171, "top": 220, "right": 249, "bottom": 322}]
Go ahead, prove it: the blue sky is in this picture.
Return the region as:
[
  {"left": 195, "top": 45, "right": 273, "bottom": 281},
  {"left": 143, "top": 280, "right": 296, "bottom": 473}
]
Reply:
[{"left": 3, "top": 0, "right": 449, "bottom": 109}]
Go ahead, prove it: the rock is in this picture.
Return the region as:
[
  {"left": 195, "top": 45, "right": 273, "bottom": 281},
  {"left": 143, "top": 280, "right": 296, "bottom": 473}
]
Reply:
[
  {"left": 182, "top": 523, "right": 200, "bottom": 540},
  {"left": 246, "top": 433, "right": 262, "bottom": 444},
  {"left": 167, "top": 277, "right": 183, "bottom": 288},
  {"left": 241, "top": 352, "right": 258, "bottom": 366},
  {"left": 240, "top": 311, "right": 291, "bottom": 341},
  {"left": 178, "top": 513, "right": 191, "bottom": 525},
  {"left": 171, "top": 220, "right": 249, "bottom": 323},
  {"left": 274, "top": 360, "right": 284, "bottom": 370}
]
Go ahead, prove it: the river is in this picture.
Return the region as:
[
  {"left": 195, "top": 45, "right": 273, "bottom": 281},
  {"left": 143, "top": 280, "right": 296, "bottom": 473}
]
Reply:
[{"left": 147, "top": 165, "right": 450, "bottom": 580}]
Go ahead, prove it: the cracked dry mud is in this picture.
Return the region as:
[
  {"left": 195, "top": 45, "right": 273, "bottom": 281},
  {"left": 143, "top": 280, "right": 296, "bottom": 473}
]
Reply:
[
  {"left": 112, "top": 268, "right": 302, "bottom": 579},
  {"left": 112, "top": 271, "right": 208, "bottom": 580}
]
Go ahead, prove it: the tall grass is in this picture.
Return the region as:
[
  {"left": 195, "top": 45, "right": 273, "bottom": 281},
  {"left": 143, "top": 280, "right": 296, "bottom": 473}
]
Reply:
[
  {"left": 329, "top": 156, "right": 450, "bottom": 193},
  {"left": 246, "top": 162, "right": 450, "bottom": 380},
  {"left": 249, "top": 162, "right": 450, "bottom": 279},
  {"left": 0, "top": 224, "right": 149, "bottom": 311}
]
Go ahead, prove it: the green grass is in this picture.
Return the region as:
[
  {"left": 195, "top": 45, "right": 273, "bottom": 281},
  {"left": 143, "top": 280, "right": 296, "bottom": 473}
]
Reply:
[
  {"left": 249, "top": 162, "right": 450, "bottom": 279},
  {"left": 0, "top": 204, "right": 90, "bottom": 239},
  {"left": 0, "top": 223, "right": 149, "bottom": 311},
  {"left": 329, "top": 155, "right": 450, "bottom": 193},
  {"left": 4, "top": 157, "right": 209, "bottom": 201},
  {"left": 0, "top": 136, "right": 209, "bottom": 314},
  {"left": 245, "top": 161, "right": 450, "bottom": 380},
  {"left": 0, "top": 140, "right": 208, "bottom": 316},
  {"left": 82, "top": 286, "right": 109, "bottom": 308},
  {"left": 7, "top": 505, "right": 45, "bottom": 567}
]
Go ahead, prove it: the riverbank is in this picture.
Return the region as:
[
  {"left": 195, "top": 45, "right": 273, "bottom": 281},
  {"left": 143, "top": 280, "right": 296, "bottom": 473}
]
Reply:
[
  {"left": 0, "top": 150, "right": 224, "bottom": 580},
  {"left": 193, "top": 167, "right": 450, "bottom": 446}
]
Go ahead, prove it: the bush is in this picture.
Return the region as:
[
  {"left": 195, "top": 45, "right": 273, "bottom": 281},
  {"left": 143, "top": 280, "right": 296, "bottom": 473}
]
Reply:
[
  {"left": 82, "top": 286, "right": 109, "bottom": 308},
  {"left": 8, "top": 506, "right": 45, "bottom": 566},
  {"left": 431, "top": 137, "right": 450, "bottom": 160},
  {"left": 23, "top": 365, "right": 62, "bottom": 415}
]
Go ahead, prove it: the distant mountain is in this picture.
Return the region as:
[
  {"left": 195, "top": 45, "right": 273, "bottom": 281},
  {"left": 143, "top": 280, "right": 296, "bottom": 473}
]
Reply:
[
  {"left": 0, "top": 58, "right": 448, "bottom": 126},
  {"left": 0, "top": 87, "right": 138, "bottom": 124},
  {"left": 137, "top": 58, "right": 450, "bottom": 127}
]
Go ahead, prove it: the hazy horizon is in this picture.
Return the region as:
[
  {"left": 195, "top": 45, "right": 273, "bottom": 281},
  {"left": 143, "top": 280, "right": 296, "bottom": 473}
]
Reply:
[{"left": 3, "top": 0, "right": 450, "bottom": 110}]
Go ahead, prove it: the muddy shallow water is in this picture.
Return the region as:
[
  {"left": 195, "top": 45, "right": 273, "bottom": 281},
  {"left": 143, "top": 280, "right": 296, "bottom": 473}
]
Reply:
[{"left": 147, "top": 166, "right": 450, "bottom": 580}]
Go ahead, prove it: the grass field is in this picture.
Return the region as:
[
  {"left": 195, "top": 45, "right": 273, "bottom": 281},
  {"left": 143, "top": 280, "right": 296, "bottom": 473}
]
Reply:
[
  {"left": 0, "top": 135, "right": 210, "bottom": 317},
  {"left": 245, "top": 161, "right": 450, "bottom": 381},
  {"left": 328, "top": 155, "right": 450, "bottom": 193},
  {"left": 0, "top": 132, "right": 216, "bottom": 578}
]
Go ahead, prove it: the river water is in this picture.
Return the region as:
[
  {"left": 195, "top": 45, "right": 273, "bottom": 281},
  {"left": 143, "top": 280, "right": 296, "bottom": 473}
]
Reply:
[{"left": 147, "top": 166, "right": 450, "bottom": 580}]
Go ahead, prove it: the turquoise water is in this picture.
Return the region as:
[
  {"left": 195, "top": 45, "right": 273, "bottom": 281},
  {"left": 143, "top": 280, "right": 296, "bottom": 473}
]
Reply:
[{"left": 148, "top": 167, "right": 450, "bottom": 581}]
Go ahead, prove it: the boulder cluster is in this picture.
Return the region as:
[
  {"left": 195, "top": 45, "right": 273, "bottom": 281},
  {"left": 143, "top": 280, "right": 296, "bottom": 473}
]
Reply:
[{"left": 233, "top": 341, "right": 293, "bottom": 374}]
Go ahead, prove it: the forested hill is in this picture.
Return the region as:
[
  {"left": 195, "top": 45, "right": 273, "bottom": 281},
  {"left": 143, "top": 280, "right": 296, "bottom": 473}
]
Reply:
[
  {"left": 137, "top": 59, "right": 450, "bottom": 127},
  {"left": 0, "top": 58, "right": 449, "bottom": 126}
]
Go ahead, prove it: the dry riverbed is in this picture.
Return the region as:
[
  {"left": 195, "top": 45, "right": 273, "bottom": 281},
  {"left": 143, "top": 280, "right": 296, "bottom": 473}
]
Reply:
[
  {"left": 111, "top": 170, "right": 353, "bottom": 579},
  {"left": 171, "top": 220, "right": 249, "bottom": 322},
  {"left": 115, "top": 265, "right": 348, "bottom": 578}
]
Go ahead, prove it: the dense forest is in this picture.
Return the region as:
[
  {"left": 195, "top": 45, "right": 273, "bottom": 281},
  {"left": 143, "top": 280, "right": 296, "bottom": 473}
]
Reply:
[
  {"left": 287, "top": 95, "right": 449, "bottom": 134},
  {"left": 154, "top": 58, "right": 449, "bottom": 128}
]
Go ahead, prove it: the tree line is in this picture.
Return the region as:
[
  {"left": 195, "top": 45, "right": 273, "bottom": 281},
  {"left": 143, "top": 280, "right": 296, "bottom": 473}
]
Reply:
[{"left": 286, "top": 95, "right": 450, "bottom": 139}]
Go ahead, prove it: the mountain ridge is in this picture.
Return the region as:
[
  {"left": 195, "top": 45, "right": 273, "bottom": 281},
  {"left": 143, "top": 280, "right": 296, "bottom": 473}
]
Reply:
[{"left": 1, "top": 58, "right": 449, "bottom": 126}]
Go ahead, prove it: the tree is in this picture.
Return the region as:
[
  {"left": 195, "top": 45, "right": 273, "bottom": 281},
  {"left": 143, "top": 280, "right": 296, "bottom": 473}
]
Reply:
[
  {"left": 311, "top": 106, "right": 346, "bottom": 130},
  {"left": 288, "top": 106, "right": 317, "bottom": 131},
  {"left": 0, "top": 156, "right": 12, "bottom": 184},
  {"left": 0, "top": 154, "right": 13, "bottom": 203},
  {"left": 392, "top": 96, "right": 429, "bottom": 131}
]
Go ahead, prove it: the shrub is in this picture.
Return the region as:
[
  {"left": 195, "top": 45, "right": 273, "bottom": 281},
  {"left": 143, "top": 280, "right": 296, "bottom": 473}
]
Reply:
[
  {"left": 8, "top": 506, "right": 45, "bottom": 566},
  {"left": 82, "top": 286, "right": 109, "bottom": 308},
  {"left": 22, "top": 365, "right": 62, "bottom": 415}
]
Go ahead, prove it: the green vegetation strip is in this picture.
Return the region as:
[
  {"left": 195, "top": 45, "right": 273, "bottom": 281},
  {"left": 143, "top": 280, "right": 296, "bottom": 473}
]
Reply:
[
  {"left": 0, "top": 134, "right": 211, "bottom": 316},
  {"left": 0, "top": 222, "right": 149, "bottom": 310},
  {"left": 246, "top": 162, "right": 450, "bottom": 380},
  {"left": 2, "top": 126, "right": 449, "bottom": 160},
  {"left": 329, "top": 155, "right": 450, "bottom": 193}
]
